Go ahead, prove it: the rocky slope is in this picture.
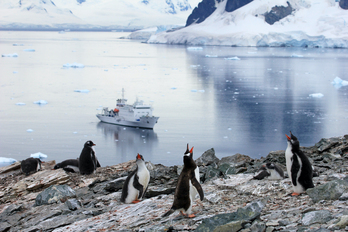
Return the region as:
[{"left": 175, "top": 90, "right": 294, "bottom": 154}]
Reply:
[{"left": 1, "top": 135, "right": 348, "bottom": 231}]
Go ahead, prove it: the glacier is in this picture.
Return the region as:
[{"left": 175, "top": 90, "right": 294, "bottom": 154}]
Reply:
[{"left": 148, "top": 0, "right": 348, "bottom": 48}]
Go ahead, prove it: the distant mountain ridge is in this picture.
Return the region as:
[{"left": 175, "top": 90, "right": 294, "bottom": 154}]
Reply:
[
  {"left": 0, "top": 0, "right": 201, "bottom": 30},
  {"left": 148, "top": 0, "right": 348, "bottom": 48}
]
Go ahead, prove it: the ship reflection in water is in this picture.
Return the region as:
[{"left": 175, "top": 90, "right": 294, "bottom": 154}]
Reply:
[{"left": 96, "top": 122, "right": 158, "bottom": 164}]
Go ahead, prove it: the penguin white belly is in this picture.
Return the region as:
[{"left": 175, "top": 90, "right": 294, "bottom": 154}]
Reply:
[
  {"left": 124, "top": 175, "right": 139, "bottom": 204},
  {"left": 137, "top": 168, "right": 150, "bottom": 198},
  {"left": 285, "top": 146, "right": 293, "bottom": 178},
  {"left": 66, "top": 165, "right": 80, "bottom": 173},
  {"left": 292, "top": 155, "right": 305, "bottom": 193},
  {"left": 190, "top": 167, "right": 200, "bottom": 200},
  {"left": 268, "top": 169, "right": 282, "bottom": 180}
]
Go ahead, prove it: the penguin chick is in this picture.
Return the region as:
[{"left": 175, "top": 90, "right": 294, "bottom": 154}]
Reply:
[
  {"left": 54, "top": 159, "right": 79, "bottom": 173},
  {"left": 121, "top": 154, "right": 150, "bottom": 204},
  {"left": 163, "top": 144, "right": 204, "bottom": 218},
  {"left": 79, "top": 140, "right": 100, "bottom": 175},
  {"left": 21, "top": 157, "right": 42, "bottom": 176},
  {"left": 264, "top": 163, "right": 284, "bottom": 180},
  {"left": 285, "top": 131, "right": 314, "bottom": 196}
]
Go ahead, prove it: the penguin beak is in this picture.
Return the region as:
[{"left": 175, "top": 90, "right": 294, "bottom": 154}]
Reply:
[
  {"left": 93, "top": 143, "right": 96, "bottom": 146},
  {"left": 189, "top": 146, "right": 194, "bottom": 153},
  {"left": 137, "top": 153, "right": 141, "bottom": 160},
  {"left": 285, "top": 134, "right": 291, "bottom": 141}
]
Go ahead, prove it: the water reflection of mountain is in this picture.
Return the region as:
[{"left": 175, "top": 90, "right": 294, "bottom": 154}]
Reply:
[
  {"left": 185, "top": 47, "right": 347, "bottom": 157},
  {"left": 96, "top": 123, "right": 158, "bottom": 163}
]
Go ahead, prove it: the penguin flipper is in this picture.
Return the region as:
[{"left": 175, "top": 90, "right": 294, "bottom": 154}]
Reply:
[
  {"left": 133, "top": 173, "right": 144, "bottom": 199},
  {"left": 291, "top": 155, "right": 300, "bottom": 186},
  {"left": 191, "top": 176, "right": 204, "bottom": 201}
]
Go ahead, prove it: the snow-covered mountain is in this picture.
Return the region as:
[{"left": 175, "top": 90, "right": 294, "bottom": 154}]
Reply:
[
  {"left": 0, "top": 0, "right": 201, "bottom": 30},
  {"left": 148, "top": 0, "right": 348, "bottom": 48}
]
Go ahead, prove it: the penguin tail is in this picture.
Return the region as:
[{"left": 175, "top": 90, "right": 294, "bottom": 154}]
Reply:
[{"left": 162, "top": 208, "right": 175, "bottom": 217}]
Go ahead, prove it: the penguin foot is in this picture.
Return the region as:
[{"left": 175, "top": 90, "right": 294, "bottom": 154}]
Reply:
[
  {"left": 187, "top": 214, "right": 196, "bottom": 218},
  {"left": 132, "top": 200, "right": 141, "bottom": 203},
  {"left": 291, "top": 192, "right": 300, "bottom": 196}
]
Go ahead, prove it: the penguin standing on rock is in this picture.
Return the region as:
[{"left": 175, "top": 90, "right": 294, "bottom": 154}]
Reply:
[
  {"left": 78, "top": 140, "right": 100, "bottom": 175},
  {"left": 163, "top": 144, "right": 204, "bottom": 218},
  {"left": 121, "top": 153, "right": 150, "bottom": 204},
  {"left": 285, "top": 131, "right": 314, "bottom": 195},
  {"left": 21, "top": 157, "right": 42, "bottom": 176}
]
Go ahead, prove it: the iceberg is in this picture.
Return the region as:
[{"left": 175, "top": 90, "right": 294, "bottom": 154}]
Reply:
[
  {"left": 74, "top": 89, "right": 90, "bottom": 93},
  {"left": 2, "top": 53, "right": 18, "bottom": 57},
  {"left": 187, "top": 47, "right": 203, "bottom": 51},
  {"left": 34, "top": 100, "right": 48, "bottom": 105},
  {"left": 309, "top": 93, "right": 324, "bottom": 98},
  {"left": 0, "top": 157, "right": 17, "bottom": 165},
  {"left": 30, "top": 152, "right": 48, "bottom": 159},
  {"left": 225, "top": 57, "right": 240, "bottom": 60},
  {"left": 23, "top": 49, "right": 35, "bottom": 52},
  {"left": 27, "top": 129, "right": 34, "bottom": 132},
  {"left": 205, "top": 54, "right": 218, "bottom": 58},
  {"left": 63, "top": 63, "right": 85, "bottom": 68},
  {"left": 332, "top": 77, "right": 348, "bottom": 89}
]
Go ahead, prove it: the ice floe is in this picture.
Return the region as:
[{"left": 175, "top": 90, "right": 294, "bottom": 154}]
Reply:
[
  {"left": 74, "top": 89, "right": 90, "bottom": 93},
  {"left": 13, "top": 43, "right": 24, "bottom": 46},
  {"left": 332, "top": 77, "right": 348, "bottom": 89},
  {"left": 205, "top": 54, "right": 218, "bottom": 58},
  {"left": 187, "top": 47, "right": 203, "bottom": 51},
  {"left": 34, "top": 100, "right": 48, "bottom": 105},
  {"left": 291, "top": 54, "right": 304, "bottom": 58},
  {"left": 16, "top": 102, "right": 26, "bottom": 106},
  {"left": 0, "top": 157, "right": 17, "bottom": 165},
  {"left": 63, "top": 63, "right": 85, "bottom": 68},
  {"left": 2, "top": 53, "right": 18, "bottom": 57},
  {"left": 27, "top": 129, "right": 34, "bottom": 132},
  {"left": 309, "top": 93, "right": 324, "bottom": 98},
  {"left": 24, "top": 49, "right": 35, "bottom": 52},
  {"left": 225, "top": 56, "right": 240, "bottom": 60},
  {"left": 30, "top": 152, "right": 48, "bottom": 159}
]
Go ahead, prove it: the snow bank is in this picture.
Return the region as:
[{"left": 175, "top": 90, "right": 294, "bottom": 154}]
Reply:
[{"left": 30, "top": 152, "right": 48, "bottom": 159}]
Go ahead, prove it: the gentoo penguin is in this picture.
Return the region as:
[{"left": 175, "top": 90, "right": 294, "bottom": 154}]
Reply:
[
  {"left": 163, "top": 145, "right": 204, "bottom": 218},
  {"left": 78, "top": 140, "right": 100, "bottom": 175},
  {"left": 253, "top": 163, "right": 284, "bottom": 180},
  {"left": 21, "top": 157, "right": 42, "bottom": 176},
  {"left": 54, "top": 159, "right": 79, "bottom": 173},
  {"left": 121, "top": 153, "right": 150, "bottom": 204},
  {"left": 285, "top": 131, "right": 314, "bottom": 195},
  {"left": 185, "top": 144, "right": 200, "bottom": 201}
]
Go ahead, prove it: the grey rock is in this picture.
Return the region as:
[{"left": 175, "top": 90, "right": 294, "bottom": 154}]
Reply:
[
  {"left": 315, "top": 137, "right": 340, "bottom": 152},
  {"left": 264, "top": 1, "right": 294, "bottom": 25},
  {"left": 195, "top": 200, "right": 265, "bottom": 232},
  {"left": 195, "top": 148, "right": 219, "bottom": 166},
  {"left": 250, "top": 219, "right": 266, "bottom": 232},
  {"left": 145, "top": 186, "right": 175, "bottom": 198},
  {"left": 340, "top": 0, "right": 348, "bottom": 10},
  {"left": 307, "top": 179, "right": 348, "bottom": 203},
  {"left": 201, "top": 166, "right": 221, "bottom": 182},
  {"left": 302, "top": 210, "right": 333, "bottom": 226},
  {"left": 35, "top": 185, "right": 76, "bottom": 206},
  {"left": 219, "top": 153, "right": 252, "bottom": 166},
  {"left": 336, "top": 215, "right": 348, "bottom": 229},
  {"left": 339, "top": 191, "right": 348, "bottom": 201},
  {"left": 104, "top": 177, "right": 126, "bottom": 192},
  {"left": 65, "top": 198, "right": 82, "bottom": 211},
  {"left": 264, "top": 150, "right": 286, "bottom": 165},
  {"left": 0, "top": 221, "right": 11, "bottom": 232}
]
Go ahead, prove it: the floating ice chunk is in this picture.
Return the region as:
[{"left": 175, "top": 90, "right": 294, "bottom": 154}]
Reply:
[
  {"left": 74, "top": 89, "right": 90, "bottom": 93},
  {"left": 0, "top": 157, "right": 17, "bottom": 164},
  {"left": 187, "top": 47, "right": 203, "bottom": 51},
  {"left": 198, "top": 90, "right": 205, "bottom": 93},
  {"left": 171, "top": 87, "right": 177, "bottom": 90},
  {"left": 309, "top": 93, "right": 324, "bottom": 98},
  {"left": 2, "top": 53, "right": 18, "bottom": 57},
  {"left": 24, "top": 49, "right": 35, "bottom": 52},
  {"left": 30, "top": 152, "right": 47, "bottom": 159},
  {"left": 13, "top": 43, "right": 24, "bottom": 46},
  {"left": 191, "top": 89, "right": 197, "bottom": 92},
  {"left": 332, "top": 77, "right": 348, "bottom": 89},
  {"left": 16, "top": 102, "right": 26, "bottom": 106},
  {"left": 63, "top": 63, "right": 85, "bottom": 68},
  {"left": 34, "top": 100, "right": 48, "bottom": 105},
  {"left": 27, "top": 129, "right": 34, "bottom": 132},
  {"left": 291, "top": 54, "right": 303, "bottom": 57},
  {"left": 225, "top": 56, "right": 240, "bottom": 60},
  {"left": 13, "top": 71, "right": 18, "bottom": 74},
  {"left": 205, "top": 54, "right": 218, "bottom": 58}
]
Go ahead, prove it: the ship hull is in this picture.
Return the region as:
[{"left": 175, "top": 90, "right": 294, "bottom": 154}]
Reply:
[{"left": 96, "top": 114, "right": 159, "bottom": 129}]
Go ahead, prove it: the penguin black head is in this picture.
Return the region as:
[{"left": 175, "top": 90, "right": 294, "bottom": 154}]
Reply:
[
  {"left": 265, "top": 163, "right": 276, "bottom": 170},
  {"left": 84, "top": 140, "right": 96, "bottom": 147},
  {"left": 136, "top": 153, "right": 144, "bottom": 161},
  {"left": 184, "top": 143, "right": 194, "bottom": 158},
  {"left": 285, "top": 131, "right": 300, "bottom": 149}
]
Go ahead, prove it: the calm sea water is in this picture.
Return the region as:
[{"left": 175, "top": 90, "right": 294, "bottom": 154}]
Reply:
[{"left": 1, "top": 31, "right": 348, "bottom": 167}]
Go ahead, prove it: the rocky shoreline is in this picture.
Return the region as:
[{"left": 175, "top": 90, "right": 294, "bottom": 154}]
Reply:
[{"left": 1, "top": 135, "right": 348, "bottom": 232}]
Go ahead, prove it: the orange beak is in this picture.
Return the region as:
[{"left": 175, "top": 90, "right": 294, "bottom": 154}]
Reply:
[
  {"left": 189, "top": 146, "right": 194, "bottom": 153},
  {"left": 285, "top": 134, "right": 291, "bottom": 140},
  {"left": 137, "top": 153, "right": 141, "bottom": 159}
]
